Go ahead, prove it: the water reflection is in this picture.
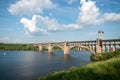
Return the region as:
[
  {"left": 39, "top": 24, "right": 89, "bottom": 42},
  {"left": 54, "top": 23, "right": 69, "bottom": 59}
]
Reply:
[
  {"left": 3, "top": 52, "right": 6, "bottom": 56},
  {"left": 64, "top": 54, "right": 70, "bottom": 62},
  {"left": 0, "top": 50, "right": 91, "bottom": 80},
  {"left": 48, "top": 52, "right": 53, "bottom": 60}
]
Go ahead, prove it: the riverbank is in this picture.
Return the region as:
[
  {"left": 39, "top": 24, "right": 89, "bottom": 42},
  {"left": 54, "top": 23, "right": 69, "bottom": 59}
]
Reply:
[
  {"left": 34, "top": 50, "right": 120, "bottom": 80},
  {"left": 0, "top": 43, "right": 37, "bottom": 50},
  {"left": 90, "top": 50, "right": 120, "bottom": 61}
]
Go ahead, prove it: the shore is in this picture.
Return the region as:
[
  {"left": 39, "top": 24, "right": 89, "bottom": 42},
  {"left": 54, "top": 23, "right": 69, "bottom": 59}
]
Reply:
[{"left": 33, "top": 50, "right": 120, "bottom": 80}]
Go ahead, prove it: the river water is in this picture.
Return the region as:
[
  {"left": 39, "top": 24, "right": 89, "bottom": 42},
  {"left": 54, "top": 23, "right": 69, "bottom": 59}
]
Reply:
[{"left": 0, "top": 50, "right": 91, "bottom": 80}]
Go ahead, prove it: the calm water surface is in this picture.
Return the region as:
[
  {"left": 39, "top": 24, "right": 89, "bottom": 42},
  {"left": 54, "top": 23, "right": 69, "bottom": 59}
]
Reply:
[{"left": 0, "top": 50, "right": 91, "bottom": 80}]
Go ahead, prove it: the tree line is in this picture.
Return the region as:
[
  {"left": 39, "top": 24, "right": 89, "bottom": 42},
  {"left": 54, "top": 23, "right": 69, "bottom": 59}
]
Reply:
[{"left": 0, "top": 43, "right": 38, "bottom": 51}]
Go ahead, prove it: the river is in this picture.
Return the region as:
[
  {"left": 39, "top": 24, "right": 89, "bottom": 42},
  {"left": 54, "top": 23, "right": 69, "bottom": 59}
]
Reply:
[{"left": 0, "top": 50, "right": 91, "bottom": 80}]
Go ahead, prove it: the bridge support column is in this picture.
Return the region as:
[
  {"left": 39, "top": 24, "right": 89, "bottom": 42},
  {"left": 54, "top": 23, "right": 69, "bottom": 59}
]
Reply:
[
  {"left": 64, "top": 42, "right": 69, "bottom": 55},
  {"left": 96, "top": 38, "right": 102, "bottom": 53},
  {"left": 38, "top": 44, "right": 43, "bottom": 51},
  {"left": 48, "top": 43, "right": 52, "bottom": 53}
]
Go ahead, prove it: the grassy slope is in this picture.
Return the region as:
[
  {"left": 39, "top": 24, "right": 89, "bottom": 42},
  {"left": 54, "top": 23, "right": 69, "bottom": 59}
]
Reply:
[{"left": 34, "top": 55, "right": 120, "bottom": 80}]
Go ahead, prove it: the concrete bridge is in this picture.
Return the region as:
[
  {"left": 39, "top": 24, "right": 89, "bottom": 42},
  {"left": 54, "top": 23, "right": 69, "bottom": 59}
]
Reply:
[{"left": 34, "top": 38, "right": 120, "bottom": 54}]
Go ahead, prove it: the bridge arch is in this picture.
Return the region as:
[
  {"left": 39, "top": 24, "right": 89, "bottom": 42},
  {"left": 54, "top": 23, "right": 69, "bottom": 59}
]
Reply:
[
  {"left": 51, "top": 45, "right": 64, "bottom": 52},
  {"left": 34, "top": 45, "right": 39, "bottom": 50},
  {"left": 42, "top": 45, "right": 49, "bottom": 51},
  {"left": 69, "top": 45, "right": 96, "bottom": 54}
]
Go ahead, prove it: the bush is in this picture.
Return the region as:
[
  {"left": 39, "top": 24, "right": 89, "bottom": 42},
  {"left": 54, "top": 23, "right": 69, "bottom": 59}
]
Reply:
[{"left": 91, "top": 50, "right": 120, "bottom": 61}]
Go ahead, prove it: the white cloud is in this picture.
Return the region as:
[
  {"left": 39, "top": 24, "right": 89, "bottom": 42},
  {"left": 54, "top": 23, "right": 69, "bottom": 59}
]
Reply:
[
  {"left": 20, "top": 15, "right": 48, "bottom": 35},
  {"left": 35, "top": 15, "right": 60, "bottom": 31},
  {"left": 77, "top": 0, "right": 120, "bottom": 26},
  {"left": 20, "top": 15, "right": 82, "bottom": 35},
  {"left": 9, "top": 0, "right": 120, "bottom": 36},
  {"left": 80, "top": 0, "right": 85, "bottom": 4},
  {"left": 67, "top": 0, "right": 77, "bottom": 5},
  {"left": 104, "top": 13, "right": 120, "bottom": 22},
  {"left": 8, "top": 0, "right": 55, "bottom": 15},
  {"left": 20, "top": 0, "right": 120, "bottom": 36},
  {"left": 78, "top": 0, "right": 103, "bottom": 26},
  {"left": 20, "top": 15, "right": 59, "bottom": 35},
  {"left": 62, "top": 24, "right": 82, "bottom": 30},
  {"left": 20, "top": 17, "right": 37, "bottom": 32}
]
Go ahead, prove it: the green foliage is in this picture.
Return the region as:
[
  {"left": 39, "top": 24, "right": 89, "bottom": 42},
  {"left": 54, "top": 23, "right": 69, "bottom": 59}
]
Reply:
[
  {"left": 34, "top": 56, "right": 120, "bottom": 80},
  {"left": 53, "top": 46, "right": 62, "bottom": 51},
  {"left": 0, "top": 43, "right": 38, "bottom": 51},
  {"left": 90, "top": 50, "right": 120, "bottom": 61},
  {"left": 42, "top": 46, "right": 48, "bottom": 51},
  {"left": 70, "top": 47, "right": 78, "bottom": 50},
  {"left": 42, "top": 46, "right": 62, "bottom": 51}
]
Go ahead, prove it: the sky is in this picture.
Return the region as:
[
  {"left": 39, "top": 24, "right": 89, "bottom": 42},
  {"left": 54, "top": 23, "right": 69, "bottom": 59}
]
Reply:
[{"left": 0, "top": 0, "right": 120, "bottom": 43}]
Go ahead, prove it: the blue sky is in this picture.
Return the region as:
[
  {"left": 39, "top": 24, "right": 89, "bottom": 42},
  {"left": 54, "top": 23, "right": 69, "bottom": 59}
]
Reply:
[{"left": 0, "top": 0, "right": 120, "bottom": 43}]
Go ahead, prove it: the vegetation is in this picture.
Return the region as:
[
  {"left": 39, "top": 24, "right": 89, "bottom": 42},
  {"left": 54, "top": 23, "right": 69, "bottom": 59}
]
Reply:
[
  {"left": 91, "top": 50, "right": 120, "bottom": 61},
  {"left": 0, "top": 43, "right": 38, "bottom": 51},
  {"left": 42, "top": 46, "right": 48, "bottom": 51},
  {"left": 53, "top": 46, "right": 62, "bottom": 51},
  {"left": 34, "top": 50, "right": 120, "bottom": 80},
  {"left": 42, "top": 46, "right": 62, "bottom": 51}
]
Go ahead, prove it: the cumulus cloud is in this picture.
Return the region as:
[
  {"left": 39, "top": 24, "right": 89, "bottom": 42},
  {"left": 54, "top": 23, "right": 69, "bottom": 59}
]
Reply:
[
  {"left": 80, "top": 0, "right": 85, "bottom": 4},
  {"left": 77, "top": 0, "right": 120, "bottom": 26},
  {"left": 8, "top": 0, "right": 55, "bottom": 15},
  {"left": 20, "top": 15, "right": 82, "bottom": 35},
  {"left": 62, "top": 24, "right": 82, "bottom": 30},
  {"left": 9, "top": 0, "right": 120, "bottom": 36},
  {"left": 103, "top": 13, "right": 120, "bottom": 22},
  {"left": 20, "top": 15, "right": 48, "bottom": 35},
  {"left": 78, "top": 0, "right": 103, "bottom": 26}
]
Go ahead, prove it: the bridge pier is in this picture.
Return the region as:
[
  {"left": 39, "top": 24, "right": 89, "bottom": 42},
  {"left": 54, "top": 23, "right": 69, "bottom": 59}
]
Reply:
[
  {"left": 96, "top": 38, "right": 102, "bottom": 53},
  {"left": 64, "top": 42, "right": 70, "bottom": 55},
  {"left": 48, "top": 43, "right": 52, "bottom": 53},
  {"left": 38, "top": 44, "right": 42, "bottom": 51}
]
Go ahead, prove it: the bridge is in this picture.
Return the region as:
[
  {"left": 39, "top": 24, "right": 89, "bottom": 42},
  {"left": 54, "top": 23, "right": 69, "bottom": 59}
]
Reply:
[{"left": 34, "top": 38, "right": 120, "bottom": 54}]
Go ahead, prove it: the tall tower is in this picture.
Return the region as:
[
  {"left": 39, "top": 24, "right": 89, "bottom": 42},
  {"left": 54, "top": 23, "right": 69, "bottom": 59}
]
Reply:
[{"left": 98, "top": 30, "right": 104, "bottom": 39}]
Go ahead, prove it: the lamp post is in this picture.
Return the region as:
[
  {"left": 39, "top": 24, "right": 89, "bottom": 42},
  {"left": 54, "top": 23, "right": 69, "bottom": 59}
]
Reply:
[{"left": 98, "top": 30, "right": 104, "bottom": 39}]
